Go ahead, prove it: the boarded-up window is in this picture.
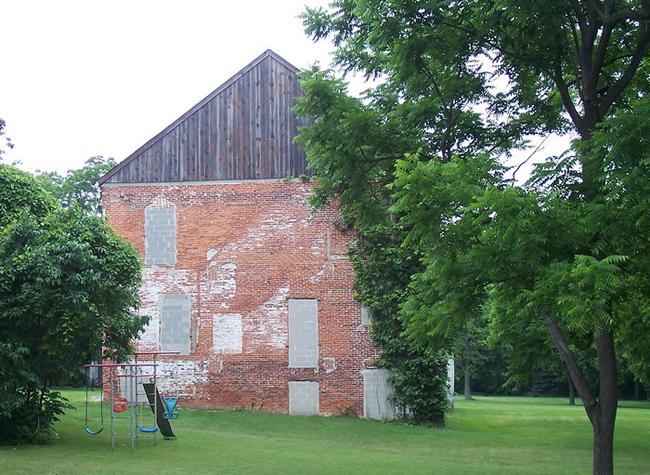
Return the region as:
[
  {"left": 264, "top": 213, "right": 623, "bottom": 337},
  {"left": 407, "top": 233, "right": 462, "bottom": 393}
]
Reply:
[
  {"left": 361, "top": 305, "right": 373, "bottom": 325},
  {"left": 288, "top": 381, "right": 319, "bottom": 416},
  {"left": 160, "top": 294, "right": 190, "bottom": 355},
  {"left": 145, "top": 207, "right": 176, "bottom": 265},
  {"left": 288, "top": 299, "right": 318, "bottom": 368},
  {"left": 362, "top": 369, "right": 396, "bottom": 420}
]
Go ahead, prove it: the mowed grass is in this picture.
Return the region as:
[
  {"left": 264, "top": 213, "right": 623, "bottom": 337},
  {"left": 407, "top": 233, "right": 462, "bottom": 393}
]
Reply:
[{"left": 1, "top": 391, "right": 649, "bottom": 475}]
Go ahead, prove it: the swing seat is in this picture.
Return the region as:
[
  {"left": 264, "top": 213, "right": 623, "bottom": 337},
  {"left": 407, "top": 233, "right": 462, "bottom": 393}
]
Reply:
[
  {"left": 83, "top": 371, "right": 104, "bottom": 436},
  {"left": 139, "top": 425, "right": 158, "bottom": 433},
  {"left": 163, "top": 397, "right": 179, "bottom": 419},
  {"left": 113, "top": 397, "right": 128, "bottom": 413}
]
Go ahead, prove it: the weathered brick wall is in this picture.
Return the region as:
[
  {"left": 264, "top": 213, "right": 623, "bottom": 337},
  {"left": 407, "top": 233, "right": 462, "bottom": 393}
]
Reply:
[{"left": 101, "top": 180, "right": 379, "bottom": 415}]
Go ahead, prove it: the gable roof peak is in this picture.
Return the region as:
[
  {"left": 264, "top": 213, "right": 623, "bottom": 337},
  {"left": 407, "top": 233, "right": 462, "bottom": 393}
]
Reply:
[{"left": 99, "top": 49, "right": 302, "bottom": 185}]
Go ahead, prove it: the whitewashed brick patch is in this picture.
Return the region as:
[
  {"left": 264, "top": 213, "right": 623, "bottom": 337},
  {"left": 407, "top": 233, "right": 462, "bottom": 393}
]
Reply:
[{"left": 213, "top": 313, "right": 243, "bottom": 354}]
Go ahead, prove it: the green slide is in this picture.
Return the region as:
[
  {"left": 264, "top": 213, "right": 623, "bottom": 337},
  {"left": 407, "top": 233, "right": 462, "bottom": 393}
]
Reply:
[{"left": 142, "top": 383, "right": 176, "bottom": 438}]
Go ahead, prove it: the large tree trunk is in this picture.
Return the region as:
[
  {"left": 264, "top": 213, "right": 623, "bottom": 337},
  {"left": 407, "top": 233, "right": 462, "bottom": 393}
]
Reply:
[
  {"left": 592, "top": 328, "right": 618, "bottom": 475},
  {"left": 592, "top": 420, "right": 615, "bottom": 475},
  {"left": 568, "top": 375, "right": 576, "bottom": 406},
  {"left": 543, "top": 315, "right": 618, "bottom": 475}
]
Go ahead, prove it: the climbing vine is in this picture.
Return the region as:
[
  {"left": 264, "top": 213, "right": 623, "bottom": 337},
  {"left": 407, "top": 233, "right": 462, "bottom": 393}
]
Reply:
[
  {"left": 294, "top": 70, "right": 450, "bottom": 424},
  {"left": 352, "top": 224, "right": 449, "bottom": 424}
]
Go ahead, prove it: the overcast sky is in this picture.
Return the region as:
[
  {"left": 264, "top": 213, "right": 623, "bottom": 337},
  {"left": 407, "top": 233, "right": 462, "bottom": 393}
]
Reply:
[
  {"left": 0, "top": 0, "right": 337, "bottom": 174},
  {"left": 1, "top": 0, "right": 569, "bottom": 178}
]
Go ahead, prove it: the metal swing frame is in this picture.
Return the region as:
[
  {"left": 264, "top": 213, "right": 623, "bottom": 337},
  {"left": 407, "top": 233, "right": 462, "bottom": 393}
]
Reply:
[{"left": 83, "top": 351, "right": 180, "bottom": 450}]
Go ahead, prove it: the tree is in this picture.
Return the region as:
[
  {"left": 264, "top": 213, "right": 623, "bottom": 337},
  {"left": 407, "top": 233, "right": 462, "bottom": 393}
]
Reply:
[
  {"left": 0, "top": 118, "right": 14, "bottom": 161},
  {"left": 301, "top": 2, "right": 650, "bottom": 473},
  {"left": 35, "top": 156, "right": 116, "bottom": 214},
  {"left": 0, "top": 164, "right": 146, "bottom": 443},
  {"left": 455, "top": 316, "right": 489, "bottom": 401}
]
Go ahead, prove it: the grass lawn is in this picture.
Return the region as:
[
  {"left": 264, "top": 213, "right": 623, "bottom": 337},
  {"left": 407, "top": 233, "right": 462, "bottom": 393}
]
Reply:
[{"left": 1, "top": 391, "right": 649, "bottom": 474}]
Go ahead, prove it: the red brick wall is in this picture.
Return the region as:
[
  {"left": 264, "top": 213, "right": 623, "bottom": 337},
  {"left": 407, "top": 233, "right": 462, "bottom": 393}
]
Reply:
[{"left": 101, "top": 180, "right": 379, "bottom": 415}]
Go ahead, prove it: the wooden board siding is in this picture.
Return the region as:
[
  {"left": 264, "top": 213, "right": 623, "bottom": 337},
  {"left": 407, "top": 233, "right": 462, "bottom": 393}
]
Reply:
[{"left": 100, "top": 50, "right": 310, "bottom": 184}]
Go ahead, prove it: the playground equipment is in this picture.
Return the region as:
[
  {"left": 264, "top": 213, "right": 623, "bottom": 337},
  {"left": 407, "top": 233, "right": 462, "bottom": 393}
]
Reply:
[
  {"left": 133, "top": 351, "right": 180, "bottom": 439},
  {"left": 113, "top": 397, "right": 128, "bottom": 413},
  {"left": 82, "top": 351, "right": 180, "bottom": 450},
  {"left": 83, "top": 366, "right": 104, "bottom": 435},
  {"left": 160, "top": 361, "right": 181, "bottom": 420},
  {"left": 163, "top": 396, "right": 179, "bottom": 420}
]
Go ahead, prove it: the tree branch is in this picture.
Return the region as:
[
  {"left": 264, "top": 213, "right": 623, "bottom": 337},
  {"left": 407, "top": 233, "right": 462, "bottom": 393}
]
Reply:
[
  {"left": 552, "top": 64, "right": 585, "bottom": 135},
  {"left": 568, "top": 17, "right": 584, "bottom": 89},
  {"left": 600, "top": 25, "right": 650, "bottom": 115},
  {"left": 606, "top": 8, "right": 650, "bottom": 25},
  {"left": 570, "top": 0, "right": 588, "bottom": 34},
  {"left": 511, "top": 134, "right": 551, "bottom": 183},
  {"left": 543, "top": 313, "right": 599, "bottom": 423},
  {"left": 581, "top": 3, "right": 600, "bottom": 101},
  {"left": 592, "top": 22, "right": 613, "bottom": 93}
]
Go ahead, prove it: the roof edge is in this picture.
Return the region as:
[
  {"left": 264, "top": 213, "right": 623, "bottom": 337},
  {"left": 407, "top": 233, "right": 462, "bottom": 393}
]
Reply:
[{"left": 99, "top": 49, "right": 301, "bottom": 185}]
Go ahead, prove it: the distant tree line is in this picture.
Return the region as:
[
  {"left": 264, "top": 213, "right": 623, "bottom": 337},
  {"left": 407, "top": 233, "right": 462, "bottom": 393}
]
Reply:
[{"left": 458, "top": 343, "right": 646, "bottom": 403}]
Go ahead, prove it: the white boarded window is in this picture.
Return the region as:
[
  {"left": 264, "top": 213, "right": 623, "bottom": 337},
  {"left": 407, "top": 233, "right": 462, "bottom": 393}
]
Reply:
[
  {"left": 288, "top": 299, "right": 318, "bottom": 368},
  {"left": 289, "top": 381, "right": 319, "bottom": 415},
  {"left": 160, "top": 294, "right": 190, "bottom": 355},
  {"left": 145, "top": 207, "right": 176, "bottom": 265},
  {"left": 362, "top": 369, "right": 396, "bottom": 420},
  {"left": 361, "top": 305, "right": 373, "bottom": 325}
]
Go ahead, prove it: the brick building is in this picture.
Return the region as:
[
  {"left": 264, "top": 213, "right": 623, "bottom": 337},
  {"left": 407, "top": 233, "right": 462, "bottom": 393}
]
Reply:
[{"left": 100, "top": 50, "right": 396, "bottom": 418}]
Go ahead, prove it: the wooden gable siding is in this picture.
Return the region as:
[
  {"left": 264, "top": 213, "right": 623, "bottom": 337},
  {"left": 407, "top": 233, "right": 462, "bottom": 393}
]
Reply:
[{"left": 101, "top": 51, "right": 310, "bottom": 184}]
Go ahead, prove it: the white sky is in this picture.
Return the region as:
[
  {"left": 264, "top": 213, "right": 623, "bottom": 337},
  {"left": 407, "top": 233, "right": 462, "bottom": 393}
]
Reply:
[
  {"left": 0, "top": 0, "right": 569, "bottom": 179},
  {"left": 0, "top": 0, "right": 336, "bottom": 174}
]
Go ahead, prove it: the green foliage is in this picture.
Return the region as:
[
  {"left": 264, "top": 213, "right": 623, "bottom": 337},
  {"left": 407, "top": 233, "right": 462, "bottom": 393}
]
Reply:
[
  {"left": 0, "top": 118, "right": 13, "bottom": 161},
  {"left": 296, "top": 66, "right": 451, "bottom": 424},
  {"left": 295, "top": 67, "right": 410, "bottom": 228},
  {"left": 0, "top": 167, "right": 145, "bottom": 444},
  {"left": 466, "top": 341, "right": 512, "bottom": 396},
  {"left": 33, "top": 170, "right": 65, "bottom": 201},
  {"left": 35, "top": 156, "right": 116, "bottom": 214},
  {"left": 351, "top": 224, "right": 449, "bottom": 424},
  {"left": 392, "top": 147, "right": 650, "bottom": 374},
  {"left": 389, "top": 349, "right": 449, "bottom": 423},
  {"left": 301, "top": 3, "right": 650, "bottom": 468},
  {"left": 0, "top": 165, "right": 55, "bottom": 229},
  {"left": 590, "top": 96, "right": 650, "bottom": 384}
]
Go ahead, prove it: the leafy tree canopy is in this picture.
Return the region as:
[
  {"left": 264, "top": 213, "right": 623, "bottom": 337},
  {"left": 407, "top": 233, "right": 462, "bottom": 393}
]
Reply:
[
  {"left": 300, "top": 1, "right": 650, "bottom": 473},
  {"left": 35, "top": 156, "right": 116, "bottom": 214},
  {"left": 0, "top": 164, "right": 55, "bottom": 228},
  {"left": 0, "top": 164, "right": 145, "bottom": 443}
]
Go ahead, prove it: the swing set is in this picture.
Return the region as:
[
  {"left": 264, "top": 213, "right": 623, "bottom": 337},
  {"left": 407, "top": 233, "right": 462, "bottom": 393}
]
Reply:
[{"left": 83, "top": 351, "right": 181, "bottom": 450}]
